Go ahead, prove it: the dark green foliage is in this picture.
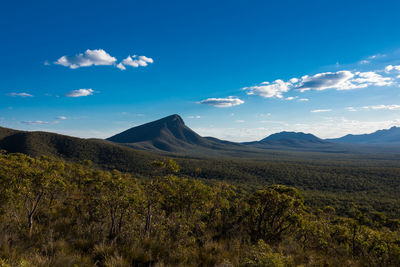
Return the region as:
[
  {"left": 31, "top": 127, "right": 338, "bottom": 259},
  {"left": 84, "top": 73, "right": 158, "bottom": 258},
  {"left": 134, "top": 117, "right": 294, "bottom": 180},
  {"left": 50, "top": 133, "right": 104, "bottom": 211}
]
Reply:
[
  {"left": 0, "top": 153, "right": 399, "bottom": 266},
  {"left": 1, "top": 125, "right": 400, "bottom": 219}
]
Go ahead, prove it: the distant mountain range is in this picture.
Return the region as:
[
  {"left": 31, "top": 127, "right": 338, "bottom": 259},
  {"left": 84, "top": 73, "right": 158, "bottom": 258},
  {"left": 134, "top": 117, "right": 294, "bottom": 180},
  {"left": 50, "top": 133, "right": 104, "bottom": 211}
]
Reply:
[
  {"left": 105, "top": 114, "right": 400, "bottom": 154},
  {"left": 327, "top": 126, "right": 400, "bottom": 144},
  {"left": 1, "top": 115, "right": 400, "bottom": 162}
]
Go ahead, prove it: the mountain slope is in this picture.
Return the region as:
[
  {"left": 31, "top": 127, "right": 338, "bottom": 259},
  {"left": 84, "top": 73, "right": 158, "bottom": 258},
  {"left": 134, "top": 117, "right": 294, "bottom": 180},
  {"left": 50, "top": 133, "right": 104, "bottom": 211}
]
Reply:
[
  {"left": 328, "top": 126, "right": 400, "bottom": 144},
  {"left": 107, "top": 114, "right": 247, "bottom": 153},
  {"left": 0, "top": 126, "right": 158, "bottom": 174}
]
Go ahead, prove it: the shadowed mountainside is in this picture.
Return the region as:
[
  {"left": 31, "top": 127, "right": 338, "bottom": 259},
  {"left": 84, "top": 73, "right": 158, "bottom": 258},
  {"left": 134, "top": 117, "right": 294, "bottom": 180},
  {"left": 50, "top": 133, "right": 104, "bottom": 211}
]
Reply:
[
  {"left": 0, "top": 126, "right": 158, "bottom": 174},
  {"left": 106, "top": 114, "right": 250, "bottom": 154}
]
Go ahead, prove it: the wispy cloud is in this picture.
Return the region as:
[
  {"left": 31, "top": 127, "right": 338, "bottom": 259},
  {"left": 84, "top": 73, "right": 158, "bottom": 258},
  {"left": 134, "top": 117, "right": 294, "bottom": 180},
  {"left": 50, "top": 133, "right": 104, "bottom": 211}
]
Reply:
[
  {"left": 187, "top": 115, "right": 201, "bottom": 119},
  {"left": 8, "top": 92, "right": 33, "bottom": 97},
  {"left": 345, "top": 107, "right": 357, "bottom": 112},
  {"left": 65, "top": 88, "right": 94, "bottom": 97},
  {"left": 311, "top": 109, "right": 332, "bottom": 113},
  {"left": 362, "top": 104, "right": 400, "bottom": 110},
  {"left": 21, "top": 115, "right": 68, "bottom": 126},
  {"left": 21, "top": 120, "right": 57, "bottom": 125},
  {"left": 199, "top": 96, "right": 244, "bottom": 108}
]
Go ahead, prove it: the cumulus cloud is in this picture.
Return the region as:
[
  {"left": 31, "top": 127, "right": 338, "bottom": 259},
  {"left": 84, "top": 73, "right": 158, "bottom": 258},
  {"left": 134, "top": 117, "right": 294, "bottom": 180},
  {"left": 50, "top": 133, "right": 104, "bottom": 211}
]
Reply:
[
  {"left": 385, "top": 65, "right": 400, "bottom": 73},
  {"left": 311, "top": 109, "right": 332, "bottom": 113},
  {"left": 362, "top": 104, "right": 400, "bottom": 110},
  {"left": 199, "top": 96, "right": 244, "bottom": 108},
  {"left": 117, "top": 55, "right": 154, "bottom": 70},
  {"left": 243, "top": 69, "right": 396, "bottom": 98},
  {"left": 352, "top": 71, "right": 392, "bottom": 87},
  {"left": 302, "top": 71, "right": 393, "bottom": 90},
  {"left": 65, "top": 88, "right": 94, "bottom": 97},
  {"left": 243, "top": 79, "right": 291, "bottom": 98},
  {"left": 54, "top": 49, "right": 153, "bottom": 70},
  {"left": 297, "top": 71, "right": 354, "bottom": 91},
  {"left": 8, "top": 92, "right": 33, "bottom": 97},
  {"left": 55, "top": 49, "right": 117, "bottom": 69}
]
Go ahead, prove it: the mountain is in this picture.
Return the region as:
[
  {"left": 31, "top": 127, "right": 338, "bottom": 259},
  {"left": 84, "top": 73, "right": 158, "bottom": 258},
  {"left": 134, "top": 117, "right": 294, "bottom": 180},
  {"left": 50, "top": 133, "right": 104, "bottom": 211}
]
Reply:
[
  {"left": 243, "top": 131, "right": 335, "bottom": 150},
  {"left": 107, "top": 114, "right": 247, "bottom": 154},
  {"left": 0, "top": 126, "right": 158, "bottom": 174},
  {"left": 261, "top": 131, "right": 328, "bottom": 144},
  {"left": 328, "top": 126, "right": 400, "bottom": 144}
]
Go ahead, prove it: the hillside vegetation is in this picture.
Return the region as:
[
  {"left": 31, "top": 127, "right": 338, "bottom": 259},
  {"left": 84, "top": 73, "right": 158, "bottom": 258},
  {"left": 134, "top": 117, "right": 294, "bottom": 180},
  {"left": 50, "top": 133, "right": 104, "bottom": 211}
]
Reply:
[
  {"left": 1, "top": 126, "right": 400, "bottom": 220},
  {"left": 0, "top": 152, "right": 399, "bottom": 266}
]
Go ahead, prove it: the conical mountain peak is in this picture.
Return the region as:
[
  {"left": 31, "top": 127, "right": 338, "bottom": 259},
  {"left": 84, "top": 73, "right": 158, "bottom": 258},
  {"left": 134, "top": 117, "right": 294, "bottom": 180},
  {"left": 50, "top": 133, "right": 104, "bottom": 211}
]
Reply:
[{"left": 106, "top": 114, "right": 213, "bottom": 151}]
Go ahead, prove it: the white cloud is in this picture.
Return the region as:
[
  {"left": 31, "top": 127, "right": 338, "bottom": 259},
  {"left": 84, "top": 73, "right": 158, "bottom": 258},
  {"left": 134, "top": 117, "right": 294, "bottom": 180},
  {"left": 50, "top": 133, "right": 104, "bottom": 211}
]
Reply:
[
  {"left": 258, "top": 113, "right": 271, "bottom": 117},
  {"left": 298, "top": 71, "right": 362, "bottom": 91},
  {"left": 65, "top": 88, "right": 94, "bottom": 97},
  {"left": 243, "top": 79, "right": 290, "bottom": 98},
  {"left": 285, "top": 96, "right": 296, "bottom": 100},
  {"left": 116, "top": 63, "right": 126, "bottom": 70},
  {"left": 235, "top": 120, "right": 245, "bottom": 123},
  {"left": 21, "top": 120, "right": 57, "bottom": 125},
  {"left": 187, "top": 115, "right": 201, "bottom": 119},
  {"left": 352, "top": 71, "right": 392, "bottom": 87},
  {"left": 56, "top": 116, "right": 67, "bottom": 120},
  {"left": 8, "top": 92, "right": 33, "bottom": 97},
  {"left": 298, "top": 98, "right": 309, "bottom": 102},
  {"left": 55, "top": 49, "right": 117, "bottom": 69},
  {"left": 362, "top": 104, "right": 400, "bottom": 110},
  {"left": 311, "top": 109, "right": 332, "bottom": 113},
  {"left": 243, "top": 68, "right": 396, "bottom": 99},
  {"left": 345, "top": 107, "right": 357, "bottom": 112},
  {"left": 117, "top": 55, "right": 154, "bottom": 70},
  {"left": 385, "top": 65, "right": 400, "bottom": 73},
  {"left": 260, "top": 120, "right": 289, "bottom": 125},
  {"left": 199, "top": 96, "right": 244, "bottom": 108}
]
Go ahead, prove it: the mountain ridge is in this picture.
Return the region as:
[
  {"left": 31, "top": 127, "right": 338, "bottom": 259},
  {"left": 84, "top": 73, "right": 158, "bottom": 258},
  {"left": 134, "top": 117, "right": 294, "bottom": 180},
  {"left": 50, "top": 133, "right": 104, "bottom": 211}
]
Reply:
[{"left": 327, "top": 126, "right": 400, "bottom": 144}]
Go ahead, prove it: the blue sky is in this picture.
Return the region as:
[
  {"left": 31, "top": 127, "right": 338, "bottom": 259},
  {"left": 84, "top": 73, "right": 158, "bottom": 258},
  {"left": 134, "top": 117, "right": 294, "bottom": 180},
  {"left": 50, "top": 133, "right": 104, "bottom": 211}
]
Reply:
[{"left": 2, "top": 0, "right": 400, "bottom": 141}]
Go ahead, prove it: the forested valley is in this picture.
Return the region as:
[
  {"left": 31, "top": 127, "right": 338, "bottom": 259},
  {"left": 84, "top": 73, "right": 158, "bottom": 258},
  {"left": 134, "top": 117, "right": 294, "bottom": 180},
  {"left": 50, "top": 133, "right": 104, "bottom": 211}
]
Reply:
[{"left": 0, "top": 151, "right": 399, "bottom": 266}]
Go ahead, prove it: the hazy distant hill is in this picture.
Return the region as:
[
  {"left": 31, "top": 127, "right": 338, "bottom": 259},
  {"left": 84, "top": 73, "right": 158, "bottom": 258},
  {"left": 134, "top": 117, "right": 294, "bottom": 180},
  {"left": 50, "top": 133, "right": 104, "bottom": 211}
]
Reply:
[
  {"left": 262, "top": 131, "right": 327, "bottom": 145},
  {"left": 328, "top": 126, "right": 400, "bottom": 144},
  {"left": 242, "top": 131, "right": 342, "bottom": 151}
]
